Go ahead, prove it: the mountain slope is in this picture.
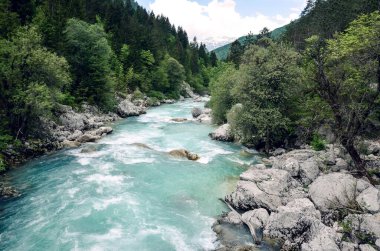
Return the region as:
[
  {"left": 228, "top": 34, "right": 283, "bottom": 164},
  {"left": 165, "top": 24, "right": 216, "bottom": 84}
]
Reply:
[{"left": 212, "top": 25, "right": 287, "bottom": 60}]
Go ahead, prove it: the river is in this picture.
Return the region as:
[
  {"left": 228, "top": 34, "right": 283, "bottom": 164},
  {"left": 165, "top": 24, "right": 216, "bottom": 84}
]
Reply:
[{"left": 0, "top": 100, "right": 260, "bottom": 251}]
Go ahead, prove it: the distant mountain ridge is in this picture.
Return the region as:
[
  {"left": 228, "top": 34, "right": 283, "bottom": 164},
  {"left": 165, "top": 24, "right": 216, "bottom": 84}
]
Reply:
[{"left": 212, "top": 25, "right": 288, "bottom": 60}]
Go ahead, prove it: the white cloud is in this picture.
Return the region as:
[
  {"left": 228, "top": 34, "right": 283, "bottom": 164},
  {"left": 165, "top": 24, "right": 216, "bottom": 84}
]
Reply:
[{"left": 149, "top": 0, "right": 303, "bottom": 49}]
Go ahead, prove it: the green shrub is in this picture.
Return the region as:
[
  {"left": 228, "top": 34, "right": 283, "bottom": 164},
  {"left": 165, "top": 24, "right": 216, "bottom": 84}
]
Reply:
[
  {"left": 311, "top": 134, "right": 326, "bottom": 151},
  {"left": 148, "top": 91, "right": 165, "bottom": 100},
  {"left": 0, "top": 154, "right": 6, "bottom": 172},
  {"left": 132, "top": 88, "right": 145, "bottom": 100}
]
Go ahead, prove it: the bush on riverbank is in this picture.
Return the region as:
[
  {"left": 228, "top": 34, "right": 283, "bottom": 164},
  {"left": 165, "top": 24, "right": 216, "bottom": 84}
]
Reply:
[{"left": 211, "top": 11, "right": 380, "bottom": 178}]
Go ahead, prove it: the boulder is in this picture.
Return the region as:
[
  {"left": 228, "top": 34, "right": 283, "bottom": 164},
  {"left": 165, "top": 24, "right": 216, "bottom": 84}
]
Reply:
[
  {"left": 299, "top": 157, "right": 320, "bottom": 185},
  {"left": 301, "top": 221, "right": 340, "bottom": 251},
  {"left": 359, "top": 244, "right": 377, "bottom": 251},
  {"left": 191, "top": 107, "right": 202, "bottom": 118},
  {"left": 76, "top": 133, "right": 101, "bottom": 143},
  {"left": 241, "top": 209, "right": 269, "bottom": 243},
  {"left": 57, "top": 104, "right": 88, "bottom": 131},
  {"left": 181, "top": 81, "right": 197, "bottom": 98},
  {"left": 226, "top": 168, "right": 306, "bottom": 212},
  {"left": 225, "top": 180, "right": 283, "bottom": 212},
  {"left": 0, "top": 185, "right": 20, "bottom": 198},
  {"left": 171, "top": 118, "right": 188, "bottom": 123},
  {"left": 162, "top": 99, "right": 175, "bottom": 104},
  {"left": 168, "top": 149, "right": 200, "bottom": 161},
  {"left": 340, "top": 241, "right": 358, "bottom": 251},
  {"left": 209, "top": 124, "right": 234, "bottom": 142},
  {"left": 271, "top": 148, "right": 286, "bottom": 156},
  {"left": 67, "top": 130, "right": 83, "bottom": 141},
  {"left": 344, "top": 213, "right": 380, "bottom": 239},
  {"left": 272, "top": 157, "right": 300, "bottom": 177},
  {"left": 80, "top": 144, "right": 98, "bottom": 153},
  {"left": 62, "top": 140, "right": 81, "bottom": 148},
  {"left": 264, "top": 199, "right": 321, "bottom": 248},
  {"left": 92, "top": 126, "right": 113, "bottom": 136},
  {"left": 309, "top": 173, "right": 370, "bottom": 212},
  {"left": 376, "top": 239, "right": 380, "bottom": 250},
  {"left": 221, "top": 211, "right": 243, "bottom": 225},
  {"left": 117, "top": 99, "right": 146, "bottom": 117},
  {"left": 196, "top": 113, "right": 212, "bottom": 124},
  {"left": 356, "top": 186, "right": 380, "bottom": 213}
]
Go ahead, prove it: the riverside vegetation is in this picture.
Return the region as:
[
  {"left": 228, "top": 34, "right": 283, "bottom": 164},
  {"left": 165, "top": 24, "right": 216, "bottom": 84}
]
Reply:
[
  {"left": 1, "top": 0, "right": 380, "bottom": 250},
  {"left": 206, "top": 0, "right": 380, "bottom": 250},
  {"left": 0, "top": 0, "right": 218, "bottom": 171}
]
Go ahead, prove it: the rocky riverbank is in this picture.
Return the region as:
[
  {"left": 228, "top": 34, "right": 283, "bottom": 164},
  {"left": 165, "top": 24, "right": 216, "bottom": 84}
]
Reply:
[
  {"left": 0, "top": 82, "right": 203, "bottom": 198},
  {"left": 211, "top": 143, "right": 380, "bottom": 251}
]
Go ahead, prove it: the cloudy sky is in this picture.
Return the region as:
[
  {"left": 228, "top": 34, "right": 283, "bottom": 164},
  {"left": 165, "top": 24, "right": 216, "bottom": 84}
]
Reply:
[{"left": 136, "top": 0, "right": 307, "bottom": 49}]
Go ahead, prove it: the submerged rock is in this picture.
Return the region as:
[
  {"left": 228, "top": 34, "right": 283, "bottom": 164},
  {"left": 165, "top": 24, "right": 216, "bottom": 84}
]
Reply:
[
  {"left": 168, "top": 149, "right": 200, "bottom": 161},
  {"left": 209, "top": 124, "right": 234, "bottom": 142},
  {"left": 0, "top": 184, "right": 20, "bottom": 198},
  {"left": 131, "top": 143, "right": 154, "bottom": 150},
  {"left": 171, "top": 118, "right": 188, "bottom": 123}
]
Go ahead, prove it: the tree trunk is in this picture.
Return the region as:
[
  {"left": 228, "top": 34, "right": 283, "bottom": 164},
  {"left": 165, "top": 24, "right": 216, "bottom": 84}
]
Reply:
[{"left": 341, "top": 137, "right": 368, "bottom": 177}]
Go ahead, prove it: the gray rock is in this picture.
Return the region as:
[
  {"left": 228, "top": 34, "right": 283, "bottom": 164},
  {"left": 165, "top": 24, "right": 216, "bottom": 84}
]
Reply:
[
  {"left": 299, "top": 157, "right": 320, "bottom": 185},
  {"left": 223, "top": 211, "right": 243, "bottom": 225},
  {"left": 196, "top": 113, "right": 212, "bottom": 124},
  {"left": 191, "top": 107, "right": 202, "bottom": 118},
  {"left": 62, "top": 140, "right": 81, "bottom": 148},
  {"left": 345, "top": 213, "right": 380, "bottom": 239},
  {"left": 225, "top": 180, "right": 283, "bottom": 212},
  {"left": 332, "top": 158, "right": 349, "bottom": 172},
  {"left": 301, "top": 221, "right": 340, "bottom": 251},
  {"left": 57, "top": 105, "right": 88, "bottom": 131},
  {"left": 359, "top": 244, "right": 377, "bottom": 251},
  {"left": 340, "top": 241, "right": 358, "bottom": 251},
  {"left": 181, "top": 81, "right": 197, "bottom": 98},
  {"left": 264, "top": 199, "right": 321, "bottom": 248},
  {"left": 376, "top": 239, "right": 380, "bottom": 249},
  {"left": 209, "top": 124, "right": 234, "bottom": 142},
  {"left": 67, "top": 130, "right": 83, "bottom": 141},
  {"left": 226, "top": 168, "right": 307, "bottom": 212},
  {"left": 272, "top": 157, "right": 300, "bottom": 177},
  {"left": 271, "top": 148, "right": 286, "bottom": 156},
  {"left": 76, "top": 134, "right": 101, "bottom": 143},
  {"left": 309, "top": 173, "right": 359, "bottom": 212},
  {"left": 242, "top": 209, "right": 269, "bottom": 229},
  {"left": 117, "top": 99, "right": 146, "bottom": 117},
  {"left": 356, "top": 186, "right": 380, "bottom": 213},
  {"left": 242, "top": 209, "right": 269, "bottom": 243},
  {"left": 92, "top": 126, "right": 113, "bottom": 136}
]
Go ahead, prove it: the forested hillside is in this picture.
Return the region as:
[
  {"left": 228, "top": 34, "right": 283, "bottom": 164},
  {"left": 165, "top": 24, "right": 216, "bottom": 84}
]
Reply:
[
  {"left": 212, "top": 25, "right": 287, "bottom": 60},
  {"left": 210, "top": 0, "right": 380, "bottom": 179},
  {"left": 0, "top": 0, "right": 217, "bottom": 170}
]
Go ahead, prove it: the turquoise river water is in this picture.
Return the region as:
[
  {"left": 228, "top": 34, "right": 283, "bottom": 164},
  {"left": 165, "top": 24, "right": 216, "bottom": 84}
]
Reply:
[{"left": 0, "top": 100, "right": 261, "bottom": 251}]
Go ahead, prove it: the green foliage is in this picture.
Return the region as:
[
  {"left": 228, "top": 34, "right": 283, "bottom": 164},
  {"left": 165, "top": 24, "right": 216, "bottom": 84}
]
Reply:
[
  {"left": 132, "top": 88, "right": 144, "bottom": 100},
  {"left": 0, "top": 154, "right": 5, "bottom": 172},
  {"left": 305, "top": 12, "right": 380, "bottom": 169},
  {"left": 284, "top": 0, "right": 378, "bottom": 49},
  {"left": 209, "top": 63, "right": 238, "bottom": 124},
  {"left": 148, "top": 91, "right": 165, "bottom": 101},
  {"left": 310, "top": 134, "right": 326, "bottom": 151},
  {"left": 229, "top": 42, "right": 301, "bottom": 150},
  {"left": 65, "top": 18, "right": 115, "bottom": 110},
  {"left": 0, "top": 26, "right": 71, "bottom": 136}
]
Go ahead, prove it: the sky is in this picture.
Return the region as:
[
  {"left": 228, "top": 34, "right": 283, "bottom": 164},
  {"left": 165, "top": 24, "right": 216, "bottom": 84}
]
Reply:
[{"left": 135, "top": 0, "right": 307, "bottom": 50}]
